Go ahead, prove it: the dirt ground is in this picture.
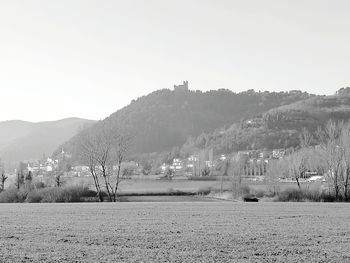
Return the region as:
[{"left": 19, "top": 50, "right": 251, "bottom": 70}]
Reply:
[{"left": 0, "top": 202, "right": 349, "bottom": 262}]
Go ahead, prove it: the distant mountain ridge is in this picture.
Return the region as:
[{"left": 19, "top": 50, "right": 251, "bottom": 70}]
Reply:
[
  {"left": 56, "top": 88, "right": 315, "bottom": 159},
  {"left": 0, "top": 117, "right": 96, "bottom": 163}
]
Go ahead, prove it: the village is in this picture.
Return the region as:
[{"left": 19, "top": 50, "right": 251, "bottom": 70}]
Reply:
[{"left": 17, "top": 148, "right": 292, "bottom": 181}]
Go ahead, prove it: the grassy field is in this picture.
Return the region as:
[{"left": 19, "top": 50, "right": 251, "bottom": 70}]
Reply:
[{"left": 0, "top": 202, "right": 349, "bottom": 262}]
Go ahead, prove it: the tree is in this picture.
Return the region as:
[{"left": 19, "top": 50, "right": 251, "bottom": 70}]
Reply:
[
  {"left": 164, "top": 167, "right": 173, "bottom": 179},
  {"left": 141, "top": 162, "right": 152, "bottom": 175},
  {"left": 1, "top": 173, "right": 8, "bottom": 191},
  {"left": 78, "top": 130, "right": 104, "bottom": 201},
  {"left": 78, "top": 122, "right": 131, "bottom": 202},
  {"left": 338, "top": 123, "right": 350, "bottom": 198},
  {"left": 16, "top": 171, "right": 25, "bottom": 190},
  {"left": 265, "top": 159, "right": 285, "bottom": 194},
  {"left": 317, "top": 121, "right": 343, "bottom": 198},
  {"left": 25, "top": 170, "right": 33, "bottom": 185},
  {"left": 229, "top": 153, "right": 246, "bottom": 198},
  {"left": 112, "top": 133, "right": 131, "bottom": 201},
  {"left": 285, "top": 149, "right": 308, "bottom": 190},
  {"left": 54, "top": 172, "right": 63, "bottom": 187},
  {"left": 283, "top": 128, "right": 314, "bottom": 191},
  {"left": 299, "top": 128, "right": 313, "bottom": 148},
  {"left": 220, "top": 159, "right": 230, "bottom": 193},
  {"left": 201, "top": 166, "right": 210, "bottom": 177},
  {"left": 25, "top": 171, "right": 32, "bottom": 182}
]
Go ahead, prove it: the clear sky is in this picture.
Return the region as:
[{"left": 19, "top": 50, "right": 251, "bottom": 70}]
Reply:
[{"left": 0, "top": 0, "right": 349, "bottom": 122}]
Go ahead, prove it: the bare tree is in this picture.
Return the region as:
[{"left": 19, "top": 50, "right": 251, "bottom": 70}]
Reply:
[
  {"left": 230, "top": 153, "right": 246, "bottom": 199},
  {"left": 299, "top": 128, "right": 313, "bottom": 148},
  {"left": 78, "top": 130, "right": 104, "bottom": 201},
  {"left": 220, "top": 159, "right": 230, "bottom": 193},
  {"left": 317, "top": 121, "right": 343, "bottom": 198},
  {"left": 285, "top": 149, "right": 306, "bottom": 190},
  {"left": 78, "top": 122, "right": 131, "bottom": 202},
  {"left": 265, "top": 158, "right": 286, "bottom": 194},
  {"left": 339, "top": 123, "right": 350, "bottom": 198},
  {"left": 283, "top": 128, "right": 314, "bottom": 191},
  {"left": 112, "top": 133, "right": 131, "bottom": 201}
]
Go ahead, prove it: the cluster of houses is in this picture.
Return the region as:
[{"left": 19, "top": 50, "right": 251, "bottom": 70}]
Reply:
[
  {"left": 26, "top": 158, "right": 58, "bottom": 176},
  {"left": 24, "top": 154, "right": 141, "bottom": 178},
  {"left": 160, "top": 149, "right": 286, "bottom": 177},
  {"left": 25, "top": 149, "right": 69, "bottom": 177},
  {"left": 20, "top": 145, "right": 288, "bottom": 179}
]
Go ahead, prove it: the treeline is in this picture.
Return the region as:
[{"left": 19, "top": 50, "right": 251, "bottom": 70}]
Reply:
[
  {"left": 229, "top": 121, "right": 348, "bottom": 202},
  {"left": 0, "top": 168, "right": 96, "bottom": 203},
  {"left": 264, "top": 121, "right": 350, "bottom": 200}
]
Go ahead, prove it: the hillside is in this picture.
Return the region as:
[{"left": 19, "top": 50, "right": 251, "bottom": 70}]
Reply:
[
  {"left": 0, "top": 118, "right": 95, "bottom": 163},
  {"left": 57, "top": 88, "right": 314, "bottom": 158},
  {"left": 184, "top": 92, "right": 350, "bottom": 154}
]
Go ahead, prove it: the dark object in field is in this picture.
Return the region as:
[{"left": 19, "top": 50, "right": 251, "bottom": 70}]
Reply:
[{"left": 243, "top": 195, "right": 259, "bottom": 202}]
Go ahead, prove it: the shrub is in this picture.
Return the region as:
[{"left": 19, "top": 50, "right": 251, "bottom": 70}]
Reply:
[
  {"left": 25, "top": 190, "right": 43, "bottom": 203},
  {"left": 275, "top": 188, "right": 332, "bottom": 202},
  {"left": 264, "top": 191, "right": 277, "bottom": 198},
  {"left": 39, "top": 185, "right": 93, "bottom": 203},
  {"left": 201, "top": 167, "right": 210, "bottom": 177},
  {"left": 197, "top": 187, "right": 211, "bottom": 195},
  {"left": 188, "top": 176, "right": 218, "bottom": 181},
  {"left": 0, "top": 185, "right": 98, "bottom": 203},
  {"left": 254, "top": 190, "right": 266, "bottom": 198},
  {"left": 276, "top": 188, "right": 304, "bottom": 202},
  {"left": 303, "top": 190, "right": 323, "bottom": 202},
  {"left": 23, "top": 185, "right": 95, "bottom": 203},
  {"left": 0, "top": 187, "right": 28, "bottom": 203},
  {"left": 34, "top": 181, "right": 46, "bottom": 189},
  {"left": 37, "top": 188, "right": 62, "bottom": 203},
  {"left": 238, "top": 185, "right": 251, "bottom": 196}
]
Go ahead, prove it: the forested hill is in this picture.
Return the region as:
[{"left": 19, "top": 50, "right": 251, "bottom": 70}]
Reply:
[
  {"left": 183, "top": 92, "right": 350, "bottom": 154},
  {"left": 57, "top": 88, "right": 314, "bottom": 157}
]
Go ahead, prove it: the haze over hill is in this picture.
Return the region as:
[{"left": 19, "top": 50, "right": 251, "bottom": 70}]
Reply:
[
  {"left": 0, "top": 118, "right": 95, "bottom": 164},
  {"left": 56, "top": 88, "right": 315, "bottom": 159}
]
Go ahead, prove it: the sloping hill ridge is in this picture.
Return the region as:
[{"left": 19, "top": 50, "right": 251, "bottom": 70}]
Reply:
[
  {"left": 186, "top": 93, "right": 350, "bottom": 154},
  {"left": 57, "top": 89, "right": 314, "bottom": 157},
  {"left": 0, "top": 118, "right": 95, "bottom": 163}
]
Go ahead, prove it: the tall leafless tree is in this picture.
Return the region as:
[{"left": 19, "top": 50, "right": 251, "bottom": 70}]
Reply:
[
  {"left": 78, "top": 130, "right": 104, "bottom": 201},
  {"left": 339, "top": 123, "right": 350, "bottom": 198},
  {"left": 283, "top": 129, "right": 313, "bottom": 191},
  {"left": 265, "top": 158, "right": 286, "bottom": 194},
  {"left": 285, "top": 149, "right": 307, "bottom": 190},
  {"left": 299, "top": 128, "right": 313, "bottom": 148},
  {"left": 230, "top": 153, "right": 246, "bottom": 198},
  {"left": 78, "top": 122, "right": 131, "bottom": 202},
  {"left": 317, "top": 121, "right": 343, "bottom": 198}
]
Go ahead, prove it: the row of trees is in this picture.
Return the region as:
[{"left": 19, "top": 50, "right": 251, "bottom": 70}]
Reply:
[
  {"left": 219, "top": 121, "right": 350, "bottom": 200},
  {"left": 78, "top": 122, "right": 131, "bottom": 202},
  {"left": 264, "top": 122, "right": 350, "bottom": 199}
]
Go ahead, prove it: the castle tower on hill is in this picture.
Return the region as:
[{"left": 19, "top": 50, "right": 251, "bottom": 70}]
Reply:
[{"left": 174, "top": 80, "right": 189, "bottom": 92}]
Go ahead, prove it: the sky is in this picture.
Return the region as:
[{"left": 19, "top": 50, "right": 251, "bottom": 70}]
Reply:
[{"left": 0, "top": 0, "right": 349, "bottom": 122}]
